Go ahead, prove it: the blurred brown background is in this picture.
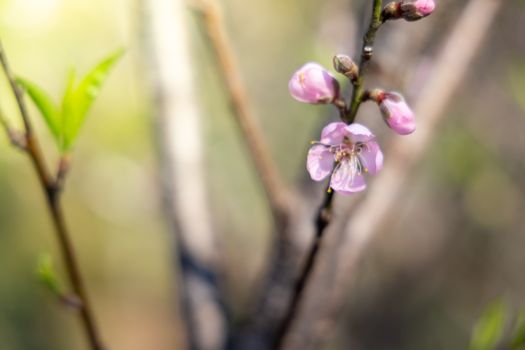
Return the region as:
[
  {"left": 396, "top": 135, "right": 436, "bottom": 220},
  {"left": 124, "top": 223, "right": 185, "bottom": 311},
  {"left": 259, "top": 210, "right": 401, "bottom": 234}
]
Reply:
[{"left": 0, "top": 0, "right": 524, "bottom": 349}]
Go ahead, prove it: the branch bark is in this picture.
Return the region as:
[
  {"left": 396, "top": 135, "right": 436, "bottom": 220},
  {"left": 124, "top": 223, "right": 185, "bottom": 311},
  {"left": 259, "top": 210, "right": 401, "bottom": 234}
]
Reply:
[
  {"left": 140, "top": 1, "right": 228, "bottom": 349},
  {"left": 193, "top": 0, "right": 293, "bottom": 225}
]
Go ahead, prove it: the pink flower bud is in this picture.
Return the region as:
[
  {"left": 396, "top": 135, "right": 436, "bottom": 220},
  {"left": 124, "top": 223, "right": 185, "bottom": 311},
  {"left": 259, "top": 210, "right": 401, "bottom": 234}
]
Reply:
[
  {"left": 415, "top": 0, "right": 436, "bottom": 15},
  {"left": 400, "top": 0, "right": 435, "bottom": 21},
  {"left": 374, "top": 91, "right": 416, "bottom": 135},
  {"left": 289, "top": 63, "right": 340, "bottom": 104}
]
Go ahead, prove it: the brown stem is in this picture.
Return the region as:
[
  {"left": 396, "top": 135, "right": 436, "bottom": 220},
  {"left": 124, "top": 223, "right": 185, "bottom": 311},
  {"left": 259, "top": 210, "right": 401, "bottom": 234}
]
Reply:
[
  {"left": 55, "top": 155, "right": 71, "bottom": 194},
  {"left": 194, "top": 0, "right": 293, "bottom": 224},
  {"left": 0, "top": 110, "right": 27, "bottom": 150},
  {"left": 0, "top": 41, "right": 104, "bottom": 350},
  {"left": 347, "top": 0, "right": 384, "bottom": 122},
  {"left": 274, "top": 0, "right": 385, "bottom": 347},
  {"left": 273, "top": 188, "right": 334, "bottom": 349}
]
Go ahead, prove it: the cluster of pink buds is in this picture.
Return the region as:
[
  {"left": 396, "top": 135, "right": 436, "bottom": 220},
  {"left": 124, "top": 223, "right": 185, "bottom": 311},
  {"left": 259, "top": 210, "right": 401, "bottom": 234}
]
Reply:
[{"left": 288, "top": 0, "right": 435, "bottom": 195}]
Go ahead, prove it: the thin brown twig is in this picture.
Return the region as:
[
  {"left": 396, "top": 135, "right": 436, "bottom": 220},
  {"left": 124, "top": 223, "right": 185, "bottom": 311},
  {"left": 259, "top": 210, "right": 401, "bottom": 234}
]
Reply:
[
  {"left": 347, "top": 0, "right": 383, "bottom": 121},
  {"left": 0, "top": 41, "right": 104, "bottom": 350},
  {"left": 54, "top": 155, "right": 71, "bottom": 194},
  {"left": 0, "top": 110, "right": 26, "bottom": 150},
  {"left": 194, "top": 0, "right": 293, "bottom": 224},
  {"left": 273, "top": 1, "right": 385, "bottom": 348},
  {"left": 272, "top": 187, "right": 334, "bottom": 349}
]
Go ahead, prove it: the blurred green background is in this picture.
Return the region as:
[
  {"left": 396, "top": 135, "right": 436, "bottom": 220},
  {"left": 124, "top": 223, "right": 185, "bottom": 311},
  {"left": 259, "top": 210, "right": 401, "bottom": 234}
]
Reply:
[{"left": 0, "top": 0, "right": 524, "bottom": 349}]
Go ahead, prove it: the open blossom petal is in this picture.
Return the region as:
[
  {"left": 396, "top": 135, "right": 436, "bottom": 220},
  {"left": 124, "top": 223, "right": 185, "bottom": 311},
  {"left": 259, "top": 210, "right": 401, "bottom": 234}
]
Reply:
[
  {"left": 358, "top": 141, "right": 384, "bottom": 175},
  {"left": 346, "top": 123, "right": 375, "bottom": 143},
  {"left": 307, "top": 145, "right": 334, "bottom": 181},
  {"left": 306, "top": 122, "right": 383, "bottom": 195},
  {"left": 320, "top": 122, "right": 348, "bottom": 145},
  {"left": 330, "top": 160, "right": 367, "bottom": 193}
]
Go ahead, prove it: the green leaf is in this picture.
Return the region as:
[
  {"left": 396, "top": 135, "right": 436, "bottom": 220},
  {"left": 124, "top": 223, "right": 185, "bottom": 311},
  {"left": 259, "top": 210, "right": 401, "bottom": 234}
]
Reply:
[
  {"left": 59, "top": 68, "right": 77, "bottom": 150},
  {"left": 61, "top": 48, "right": 124, "bottom": 150},
  {"left": 36, "top": 253, "right": 61, "bottom": 295},
  {"left": 16, "top": 77, "right": 60, "bottom": 140},
  {"left": 512, "top": 310, "right": 525, "bottom": 349},
  {"left": 470, "top": 299, "right": 508, "bottom": 350}
]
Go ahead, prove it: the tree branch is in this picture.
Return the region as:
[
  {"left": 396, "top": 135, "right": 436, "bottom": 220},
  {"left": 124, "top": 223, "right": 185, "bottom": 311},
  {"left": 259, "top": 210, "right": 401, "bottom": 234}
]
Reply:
[
  {"left": 0, "top": 41, "right": 104, "bottom": 350},
  {"left": 0, "top": 110, "right": 26, "bottom": 150},
  {"left": 140, "top": 1, "right": 229, "bottom": 349},
  {"left": 273, "top": 1, "right": 385, "bottom": 348},
  {"left": 193, "top": 0, "right": 293, "bottom": 225},
  {"left": 347, "top": 0, "right": 383, "bottom": 121}
]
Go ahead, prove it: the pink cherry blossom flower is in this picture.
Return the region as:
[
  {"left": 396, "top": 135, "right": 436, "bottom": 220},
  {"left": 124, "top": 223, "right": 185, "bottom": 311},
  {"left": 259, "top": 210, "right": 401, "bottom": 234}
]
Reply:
[
  {"left": 400, "top": 0, "right": 435, "bottom": 21},
  {"left": 374, "top": 91, "right": 416, "bottom": 135},
  {"left": 289, "top": 63, "right": 340, "bottom": 104},
  {"left": 307, "top": 122, "right": 383, "bottom": 194}
]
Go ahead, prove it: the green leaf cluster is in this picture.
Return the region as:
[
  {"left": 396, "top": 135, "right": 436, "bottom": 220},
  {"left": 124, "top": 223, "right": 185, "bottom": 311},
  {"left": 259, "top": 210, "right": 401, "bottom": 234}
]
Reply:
[{"left": 17, "top": 49, "right": 124, "bottom": 152}]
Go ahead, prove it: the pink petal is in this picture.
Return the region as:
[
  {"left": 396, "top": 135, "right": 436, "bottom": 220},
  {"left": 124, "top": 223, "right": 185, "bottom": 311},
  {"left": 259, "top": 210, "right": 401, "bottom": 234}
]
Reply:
[
  {"left": 358, "top": 141, "right": 384, "bottom": 175},
  {"left": 330, "top": 160, "right": 367, "bottom": 194},
  {"left": 320, "top": 122, "right": 348, "bottom": 145},
  {"left": 307, "top": 145, "right": 334, "bottom": 181},
  {"left": 346, "top": 123, "right": 375, "bottom": 143}
]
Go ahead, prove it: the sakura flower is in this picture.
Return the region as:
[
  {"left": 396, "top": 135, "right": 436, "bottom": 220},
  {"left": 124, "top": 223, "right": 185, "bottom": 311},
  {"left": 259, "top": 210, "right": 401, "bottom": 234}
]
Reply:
[
  {"left": 307, "top": 122, "right": 383, "bottom": 194},
  {"left": 372, "top": 90, "right": 416, "bottom": 135},
  {"left": 289, "top": 63, "right": 340, "bottom": 104}
]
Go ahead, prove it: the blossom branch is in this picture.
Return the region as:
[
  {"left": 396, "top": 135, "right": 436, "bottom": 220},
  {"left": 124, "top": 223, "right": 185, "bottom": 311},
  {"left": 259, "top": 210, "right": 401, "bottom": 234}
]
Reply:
[
  {"left": 346, "top": 0, "right": 383, "bottom": 121},
  {"left": 0, "top": 41, "right": 104, "bottom": 350},
  {"left": 274, "top": 0, "right": 385, "bottom": 347},
  {"left": 193, "top": 0, "right": 293, "bottom": 223},
  {"left": 283, "top": 0, "right": 504, "bottom": 348}
]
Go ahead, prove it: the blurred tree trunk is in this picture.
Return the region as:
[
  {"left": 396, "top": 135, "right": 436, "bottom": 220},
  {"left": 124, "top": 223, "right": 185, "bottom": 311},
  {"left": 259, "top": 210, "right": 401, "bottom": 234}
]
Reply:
[{"left": 140, "top": 1, "right": 228, "bottom": 349}]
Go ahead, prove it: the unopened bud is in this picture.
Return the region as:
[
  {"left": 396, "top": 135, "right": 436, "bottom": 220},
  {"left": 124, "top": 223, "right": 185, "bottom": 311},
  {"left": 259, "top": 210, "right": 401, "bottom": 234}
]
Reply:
[
  {"left": 373, "top": 91, "right": 416, "bottom": 135},
  {"left": 289, "top": 62, "right": 340, "bottom": 104},
  {"left": 400, "top": 0, "right": 435, "bottom": 21},
  {"left": 333, "top": 54, "right": 359, "bottom": 82}
]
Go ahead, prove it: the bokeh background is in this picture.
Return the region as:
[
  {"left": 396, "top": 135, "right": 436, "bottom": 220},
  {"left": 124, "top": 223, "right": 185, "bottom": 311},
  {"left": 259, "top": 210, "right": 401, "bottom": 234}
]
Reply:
[{"left": 0, "top": 0, "right": 524, "bottom": 349}]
